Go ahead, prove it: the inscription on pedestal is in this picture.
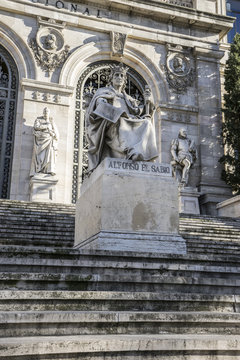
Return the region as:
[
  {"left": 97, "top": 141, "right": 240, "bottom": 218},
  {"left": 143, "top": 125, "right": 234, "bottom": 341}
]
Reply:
[{"left": 105, "top": 159, "right": 171, "bottom": 177}]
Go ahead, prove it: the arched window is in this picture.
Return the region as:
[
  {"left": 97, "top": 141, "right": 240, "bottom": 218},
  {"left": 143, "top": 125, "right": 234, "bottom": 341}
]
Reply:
[
  {"left": 0, "top": 46, "right": 18, "bottom": 199},
  {"left": 72, "top": 61, "right": 146, "bottom": 203}
]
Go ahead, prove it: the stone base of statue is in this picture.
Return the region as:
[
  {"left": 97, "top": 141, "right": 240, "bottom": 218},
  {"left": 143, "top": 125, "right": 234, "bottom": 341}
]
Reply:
[
  {"left": 216, "top": 195, "right": 240, "bottom": 218},
  {"left": 30, "top": 174, "right": 58, "bottom": 202},
  {"left": 74, "top": 158, "right": 186, "bottom": 254},
  {"left": 179, "top": 186, "right": 200, "bottom": 215}
]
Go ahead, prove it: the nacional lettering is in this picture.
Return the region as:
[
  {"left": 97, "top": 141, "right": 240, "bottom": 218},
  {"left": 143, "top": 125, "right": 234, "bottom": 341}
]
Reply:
[
  {"left": 32, "top": 0, "right": 106, "bottom": 17},
  {"left": 31, "top": 0, "right": 192, "bottom": 18}
]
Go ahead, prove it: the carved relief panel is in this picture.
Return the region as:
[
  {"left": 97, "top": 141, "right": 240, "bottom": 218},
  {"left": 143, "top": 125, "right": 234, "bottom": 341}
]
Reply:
[
  {"left": 163, "top": 45, "right": 195, "bottom": 94},
  {"left": 110, "top": 32, "right": 127, "bottom": 57},
  {"left": 29, "top": 17, "right": 70, "bottom": 76}
]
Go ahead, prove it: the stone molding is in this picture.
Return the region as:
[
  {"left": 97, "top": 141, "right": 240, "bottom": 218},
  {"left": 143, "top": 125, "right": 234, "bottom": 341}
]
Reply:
[
  {"left": 0, "top": 1, "right": 234, "bottom": 42},
  {"left": 21, "top": 79, "right": 74, "bottom": 106},
  {"left": 159, "top": 102, "right": 199, "bottom": 113},
  {"left": 194, "top": 47, "right": 225, "bottom": 63}
]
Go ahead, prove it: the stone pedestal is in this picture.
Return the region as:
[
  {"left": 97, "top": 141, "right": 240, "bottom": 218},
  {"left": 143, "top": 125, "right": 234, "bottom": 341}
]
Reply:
[
  {"left": 179, "top": 187, "right": 200, "bottom": 215},
  {"left": 216, "top": 195, "right": 240, "bottom": 218},
  {"left": 75, "top": 158, "right": 186, "bottom": 254},
  {"left": 30, "top": 174, "right": 58, "bottom": 202}
]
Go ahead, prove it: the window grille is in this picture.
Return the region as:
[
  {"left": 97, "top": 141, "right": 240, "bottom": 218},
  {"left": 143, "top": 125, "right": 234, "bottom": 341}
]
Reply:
[{"left": 0, "top": 46, "right": 18, "bottom": 199}]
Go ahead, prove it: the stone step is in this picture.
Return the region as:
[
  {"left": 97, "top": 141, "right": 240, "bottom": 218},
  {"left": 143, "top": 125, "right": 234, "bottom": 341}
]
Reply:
[
  {"left": 0, "top": 199, "right": 75, "bottom": 211},
  {"left": 183, "top": 232, "right": 240, "bottom": 241},
  {"left": 183, "top": 231, "right": 240, "bottom": 239},
  {"left": 180, "top": 222, "right": 240, "bottom": 229},
  {"left": 180, "top": 213, "right": 240, "bottom": 223},
  {"left": 0, "top": 291, "right": 237, "bottom": 312},
  {"left": 0, "top": 334, "right": 240, "bottom": 358},
  {"left": 0, "top": 213, "right": 74, "bottom": 222},
  {"left": 0, "top": 239, "right": 73, "bottom": 248},
  {"left": 0, "top": 227, "right": 73, "bottom": 237},
  {"left": 0, "top": 270, "right": 239, "bottom": 294},
  {"left": 1, "top": 254, "right": 240, "bottom": 279},
  {"left": 180, "top": 219, "right": 240, "bottom": 225},
  {"left": 186, "top": 241, "right": 240, "bottom": 254},
  {"left": 1, "top": 246, "right": 240, "bottom": 266},
  {"left": 0, "top": 311, "right": 239, "bottom": 337},
  {"left": 186, "top": 243, "right": 240, "bottom": 252},
  {"left": 0, "top": 219, "right": 74, "bottom": 227}
]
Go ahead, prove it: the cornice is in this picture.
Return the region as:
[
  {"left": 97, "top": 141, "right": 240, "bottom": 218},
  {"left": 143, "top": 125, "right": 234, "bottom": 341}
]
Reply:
[{"left": 0, "top": 0, "right": 234, "bottom": 40}]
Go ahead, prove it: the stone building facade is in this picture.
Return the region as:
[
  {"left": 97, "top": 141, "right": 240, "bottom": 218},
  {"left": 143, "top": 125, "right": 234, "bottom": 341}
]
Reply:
[{"left": 0, "top": 0, "right": 234, "bottom": 214}]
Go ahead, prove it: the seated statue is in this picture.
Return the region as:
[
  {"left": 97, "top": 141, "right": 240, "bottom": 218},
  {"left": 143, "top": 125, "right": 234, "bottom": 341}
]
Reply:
[
  {"left": 30, "top": 107, "right": 59, "bottom": 177},
  {"left": 171, "top": 128, "right": 197, "bottom": 186},
  {"left": 85, "top": 64, "right": 158, "bottom": 171}
]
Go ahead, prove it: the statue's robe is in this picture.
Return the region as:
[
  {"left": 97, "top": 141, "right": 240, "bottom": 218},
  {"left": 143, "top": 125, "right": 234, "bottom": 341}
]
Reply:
[{"left": 85, "top": 86, "right": 158, "bottom": 171}]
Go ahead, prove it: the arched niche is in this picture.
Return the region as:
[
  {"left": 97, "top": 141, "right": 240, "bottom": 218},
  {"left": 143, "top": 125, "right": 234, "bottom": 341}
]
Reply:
[{"left": 60, "top": 41, "right": 167, "bottom": 203}]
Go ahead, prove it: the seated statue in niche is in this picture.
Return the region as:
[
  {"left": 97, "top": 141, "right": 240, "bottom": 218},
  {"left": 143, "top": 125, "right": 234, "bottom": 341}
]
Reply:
[
  {"left": 30, "top": 107, "right": 59, "bottom": 177},
  {"left": 171, "top": 128, "right": 197, "bottom": 186},
  {"left": 85, "top": 64, "right": 159, "bottom": 172}
]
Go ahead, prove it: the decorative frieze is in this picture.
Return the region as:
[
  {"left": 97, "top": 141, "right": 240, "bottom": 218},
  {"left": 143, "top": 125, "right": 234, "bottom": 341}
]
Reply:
[
  {"left": 21, "top": 79, "right": 74, "bottom": 107},
  {"left": 160, "top": 0, "right": 193, "bottom": 7},
  {"left": 32, "top": 91, "right": 62, "bottom": 104},
  {"left": 31, "top": 0, "right": 193, "bottom": 12},
  {"left": 161, "top": 110, "right": 197, "bottom": 125}
]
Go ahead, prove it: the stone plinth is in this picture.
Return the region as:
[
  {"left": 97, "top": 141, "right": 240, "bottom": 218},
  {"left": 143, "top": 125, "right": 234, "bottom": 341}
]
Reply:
[
  {"left": 75, "top": 158, "right": 186, "bottom": 254},
  {"left": 30, "top": 174, "right": 58, "bottom": 202},
  {"left": 179, "top": 187, "right": 200, "bottom": 215},
  {"left": 216, "top": 195, "right": 240, "bottom": 218}
]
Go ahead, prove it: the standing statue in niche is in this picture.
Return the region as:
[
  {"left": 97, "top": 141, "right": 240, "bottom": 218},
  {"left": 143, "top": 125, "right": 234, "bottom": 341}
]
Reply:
[
  {"left": 171, "top": 128, "right": 197, "bottom": 186},
  {"left": 30, "top": 107, "right": 59, "bottom": 177},
  {"left": 85, "top": 64, "right": 159, "bottom": 171}
]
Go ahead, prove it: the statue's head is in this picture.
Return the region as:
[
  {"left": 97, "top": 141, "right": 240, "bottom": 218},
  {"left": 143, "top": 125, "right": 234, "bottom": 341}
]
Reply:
[
  {"left": 179, "top": 128, "right": 187, "bottom": 139},
  {"left": 43, "top": 107, "right": 50, "bottom": 119},
  {"left": 109, "top": 63, "right": 128, "bottom": 91}
]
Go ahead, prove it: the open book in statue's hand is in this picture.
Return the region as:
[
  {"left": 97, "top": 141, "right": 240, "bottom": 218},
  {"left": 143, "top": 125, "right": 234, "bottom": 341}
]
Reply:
[{"left": 93, "top": 102, "right": 126, "bottom": 123}]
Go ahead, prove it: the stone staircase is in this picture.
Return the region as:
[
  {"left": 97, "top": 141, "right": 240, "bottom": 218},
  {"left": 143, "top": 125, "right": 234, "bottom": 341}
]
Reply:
[{"left": 0, "top": 199, "right": 240, "bottom": 359}]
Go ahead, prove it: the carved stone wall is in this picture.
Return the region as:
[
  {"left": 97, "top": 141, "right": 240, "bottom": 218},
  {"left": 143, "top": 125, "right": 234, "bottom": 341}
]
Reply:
[{"left": 0, "top": 0, "right": 234, "bottom": 213}]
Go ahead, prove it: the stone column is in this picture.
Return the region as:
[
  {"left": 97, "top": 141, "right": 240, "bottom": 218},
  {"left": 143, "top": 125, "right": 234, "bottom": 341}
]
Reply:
[{"left": 194, "top": 47, "right": 231, "bottom": 215}]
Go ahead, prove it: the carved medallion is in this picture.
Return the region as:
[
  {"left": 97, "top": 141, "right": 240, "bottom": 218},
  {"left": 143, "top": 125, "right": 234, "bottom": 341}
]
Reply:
[
  {"left": 29, "top": 22, "right": 70, "bottom": 75},
  {"left": 164, "top": 46, "right": 194, "bottom": 93}
]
